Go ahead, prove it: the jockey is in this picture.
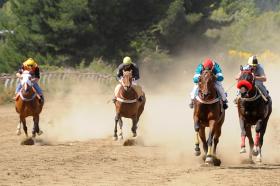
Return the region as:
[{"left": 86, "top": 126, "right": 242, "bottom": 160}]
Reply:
[
  {"left": 235, "top": 55, "right": 270, "bottom": 102},
  {"left": 15, "top": 58, "right": 44, "bottom": 103},
  {"left": 113, "top": 56, "right": 144, "bottom": 102},
  {"left": 189, "top": 58, "right": 228, "bottom": 109}
]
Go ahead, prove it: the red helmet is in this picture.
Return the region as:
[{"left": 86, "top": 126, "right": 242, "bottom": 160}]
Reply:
[{"left": 203, "top": 58, "right": 214, "bottom": 69}]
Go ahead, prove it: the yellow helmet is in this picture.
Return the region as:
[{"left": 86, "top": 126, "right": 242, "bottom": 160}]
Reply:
[
  {"left": 248, "top": 55, "right": 258, "bottom": 66},
  {"left": 123, "top": 56, "right": 132, "bottom": 65},
  {"left": 23, "top": 58, "right": 37, "bottom": 69}
]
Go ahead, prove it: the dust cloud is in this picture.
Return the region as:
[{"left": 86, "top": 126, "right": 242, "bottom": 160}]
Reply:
[
  {"left": 40, "top": 81, "right": 115, "bottom": 143},
  {"left": 38, "top": 52, "right": 280, "bottom": 165}
]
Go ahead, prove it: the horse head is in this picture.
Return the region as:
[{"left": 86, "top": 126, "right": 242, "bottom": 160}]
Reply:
[
  {"left": 122, "top": 70, "right": 133, "bottom": 91},
  {"left": 20, "top": 71, "right": 33, "bottom": 94},
  {"left": 198, "top": 69, "right": 216, "bottom": 100},
  {"left": 237, "top": 66, "right": 255, "bottom": 98}
]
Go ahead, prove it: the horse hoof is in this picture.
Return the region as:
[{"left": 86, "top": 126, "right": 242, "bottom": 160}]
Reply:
[
  {"left": 202, "top": 155, "right": 206, "bottom": 161},
  {"left": 132, "top": 133, "right": 137, "bottom": 138},
  {"left": 16, "top": 130, "right": 21, "bottom": 136},
  {"left": 256, "top": 154, "right": 262, "bottom": 163},
  {"left": 252, "top": 148, "right": 258, "bottom": 156},
  {"left": 256, "top": 157, "right": 262, "bottom": 163},
  {"left": 32, "top": 133, "right": 36, "bottom": 138},
  {"left": 194, "top": 151, "right": 201, "bottom": 156},
  {"left": 205, "top": 156, "right": 213, "bottom": 164},
  {"left": 240, "top": 147, "right": 246, "bottom": 153},
  {"left": 113, "top": 136, "right": 118, "bottom": 141},
  {"left": 37, "top": 130, "right": 43, "bottom": 136}
]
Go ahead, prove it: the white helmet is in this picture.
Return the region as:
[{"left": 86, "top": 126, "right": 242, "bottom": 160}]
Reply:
[{"left": 248, "top": 55, "right": 258, "bottom": 66}]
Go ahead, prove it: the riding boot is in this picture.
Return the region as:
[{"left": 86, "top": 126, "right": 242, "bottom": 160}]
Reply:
[
  {"left": 39, "top": 95, "right": 44, "bottom": 104},
  {"left": 189, "top": 99, "right": 194, "bottom": 109},
  {"left": 223, "top": 100, "right": 228, "bottom": 110},
  {"left": 223, "top": 102, "right": 228, "bottom": 110}
]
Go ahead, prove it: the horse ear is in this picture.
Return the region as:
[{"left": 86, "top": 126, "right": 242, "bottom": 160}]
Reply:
[{"left": 240, "top": 65, "right": 243, "bottom": 71}]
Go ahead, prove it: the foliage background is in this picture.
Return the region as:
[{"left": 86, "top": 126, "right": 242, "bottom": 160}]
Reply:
[{"left": 1, "top": 0, "right": 280, "bottom": 73}]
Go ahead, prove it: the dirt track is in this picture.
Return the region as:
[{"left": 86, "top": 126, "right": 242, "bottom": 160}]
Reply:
[{"left": 0, "top": 90, "right": 280, "bottom": 186}]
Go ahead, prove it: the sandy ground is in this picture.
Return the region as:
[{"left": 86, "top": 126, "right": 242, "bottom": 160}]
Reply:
[
  {"left": 1, "top": 58, "right": 280, "bottom": 185},
  {"left": 0, "top": 88, "right": 279, "bottom": 186}
]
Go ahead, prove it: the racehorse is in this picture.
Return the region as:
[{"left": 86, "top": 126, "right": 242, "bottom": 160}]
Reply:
[
  {"left": 15, "top": 71, "right": 44, "bottom": 138},
  {"left": 193, "top": 69, "right": 225, "bottom": 165},
  {"left": 236, "top": 67, "right": 272, "bottom": 162},
  {"left": 113, "top": 70, "right": 145, "bottom": 140}
]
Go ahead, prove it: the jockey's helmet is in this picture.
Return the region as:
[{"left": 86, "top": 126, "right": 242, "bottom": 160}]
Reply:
[
  {"left": 203, "top": 58, "right": 214, "bottom": 69},
  {"left": 123, "top": 56, "right": 132, "bottom": 65},
  {"left": 23, "top": 58, "right": 37, "bottom": 70},
  {"left": 248, "top": 55, "right": 258, "bottom": 66}
]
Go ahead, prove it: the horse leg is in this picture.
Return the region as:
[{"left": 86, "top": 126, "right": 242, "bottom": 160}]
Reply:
[
  {"left": 194, "top": 117, "right": 201, "bottom": 156},
  {"left": 205, "top": 120, "right": 215, "bottom": 164},
  {"left": 256, "top": 120, "right": 268, "bottom": 162},
  {"left": 32, "top": 115, "right": 42, "bottom": 138},
  {"left": 239, "top": 118, "right": 247, "bottom": 153},
  {"left": 253, "top": 119, "right": 263, "bottom": 157},
  {"left": 118, "top": 118, "right": 124, "bottom": 140},
  {"left": 131, "top": 117, "right": 138, "bottom": 137},
  {"left": 21, "top": 117, "right": 28, "bottom": 137},
  {"left": 199, "top": 126, "right": 207, "bottom": 160},
  {"left": 213, "top": 127, "right": 221, "bottom": 157},
  {"left": 245, "top": 124, "right": 254, "bottom": 161},
  {"left": 212, "top": 128, "right": 222, "bottom": 166},
  {"left": 114, "top": 115, "right": 119, "bottom": 140},
  {"left": 16, "top": 119, "right": 22, "bottom": 135}
]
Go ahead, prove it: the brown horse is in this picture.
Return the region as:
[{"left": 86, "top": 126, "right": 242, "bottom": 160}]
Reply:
[
  {"left": 113, "top": 70, "right": 145, "bottom": 140},
  {"left": 15, "top": 71, "right": 44, "bottom": 138},
  {"left": 236, "top": 67, "right": 272, "bottom": 162},
  {"left": 193, "top": 69, "right": 225, "bottom": 165}
]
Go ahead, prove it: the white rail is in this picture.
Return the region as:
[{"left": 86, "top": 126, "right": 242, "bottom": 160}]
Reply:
[{"left": 0, "top": 72, "right": 115, "bottom": 90}]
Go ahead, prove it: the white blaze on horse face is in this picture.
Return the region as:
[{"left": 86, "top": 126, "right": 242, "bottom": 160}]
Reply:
[{"left": 20, "top": 72, "right": 33, "bottom": 87}]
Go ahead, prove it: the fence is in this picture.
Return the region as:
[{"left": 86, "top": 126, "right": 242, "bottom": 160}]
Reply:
[{"left": 0, "top": 72, "right": 115, "bottom": 90}]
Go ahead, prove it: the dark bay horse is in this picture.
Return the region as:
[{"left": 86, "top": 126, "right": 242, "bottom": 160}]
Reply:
[
  {"left": 193, "top": 69, "right": 225, "bottom": 165},
  {"left": 114, "top": 70, "right": 145, "bottom": 140},
  {"left": 236, "top": 67, "right": 272, "bottom": 162},
  {"left": 15, "top": 71, "right": 44, "bottom": 138}
]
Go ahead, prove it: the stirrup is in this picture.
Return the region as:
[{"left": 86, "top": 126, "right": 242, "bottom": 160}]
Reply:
[
  {"left": 223, "top": 103, "right": 228, "bottom": 110},
  {"left": 189, "top": 100, "right": 194, "bottom": 109},
  {"left": 39, "top": 95, "right": 44, "bottom": 104}
]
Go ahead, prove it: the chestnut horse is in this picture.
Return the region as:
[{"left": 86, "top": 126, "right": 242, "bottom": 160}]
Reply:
[
  {"left": 193, "top": 69, "right": 225, "bottom": 165},
  {"left": 114, "top": 70, "right": 145, "bottom": 140},
  {"left": 15, "top": 71, "right": 44, "bottom": 138},
  {"left": 236, "top": 67, "right": 272, "bottom": 162}
]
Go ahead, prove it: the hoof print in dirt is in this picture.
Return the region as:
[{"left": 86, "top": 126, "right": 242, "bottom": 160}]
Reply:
[
  {"left": 20, "top": 137, "right": 35, "bottom": 145},
  {"left": 123, "top": 139, "right": 137, "bottom": 146}
]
